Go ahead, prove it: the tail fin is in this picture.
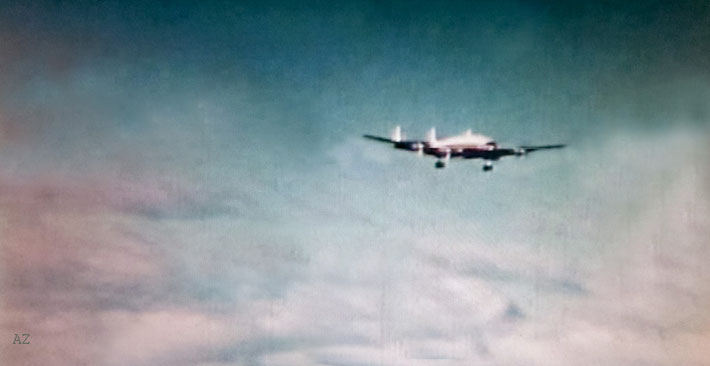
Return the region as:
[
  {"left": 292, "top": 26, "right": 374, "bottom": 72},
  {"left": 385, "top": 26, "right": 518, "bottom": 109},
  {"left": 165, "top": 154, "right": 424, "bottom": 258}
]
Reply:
[
  {"left": 391, "top": 125, "right": 402, "bottom": 142},
  {"left": 426, "top": 127, "right": 437, "bottom": 144}
]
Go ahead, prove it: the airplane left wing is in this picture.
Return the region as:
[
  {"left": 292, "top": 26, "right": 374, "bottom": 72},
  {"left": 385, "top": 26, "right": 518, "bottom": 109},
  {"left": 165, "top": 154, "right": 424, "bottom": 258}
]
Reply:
[{"left": 363, "top": 134, "right": 395, "bottom": 143}]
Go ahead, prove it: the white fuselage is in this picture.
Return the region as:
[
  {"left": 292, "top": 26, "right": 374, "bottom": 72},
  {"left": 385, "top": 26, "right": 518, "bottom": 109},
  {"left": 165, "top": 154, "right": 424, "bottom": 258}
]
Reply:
[{"left": 429, "top": 129, "right": 496, "bottom": 150}]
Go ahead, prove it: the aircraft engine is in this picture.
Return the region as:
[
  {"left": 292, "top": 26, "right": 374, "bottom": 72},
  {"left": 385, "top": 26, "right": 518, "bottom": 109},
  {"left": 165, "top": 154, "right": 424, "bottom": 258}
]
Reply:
[{"left": 394, "top": 141, "right": 424, "bottom": 151}]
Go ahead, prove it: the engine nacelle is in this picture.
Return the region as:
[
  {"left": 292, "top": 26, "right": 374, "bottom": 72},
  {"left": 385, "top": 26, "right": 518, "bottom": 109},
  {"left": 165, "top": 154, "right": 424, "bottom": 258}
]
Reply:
[{"left": 394, "top": 141, "right": 424, "bottom": 151}]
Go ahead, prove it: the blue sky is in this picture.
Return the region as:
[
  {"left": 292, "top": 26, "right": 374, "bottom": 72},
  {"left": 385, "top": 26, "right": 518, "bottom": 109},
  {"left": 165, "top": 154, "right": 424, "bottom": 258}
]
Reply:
[{"left": 1, "top": 1, "right": 709, "bottom": 365}]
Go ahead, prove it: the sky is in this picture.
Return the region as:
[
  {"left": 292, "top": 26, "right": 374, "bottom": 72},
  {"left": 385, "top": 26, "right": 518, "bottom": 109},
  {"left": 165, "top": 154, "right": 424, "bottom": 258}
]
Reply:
[{"left": 1, "top": 1, "right": 709, "bottom": 365}]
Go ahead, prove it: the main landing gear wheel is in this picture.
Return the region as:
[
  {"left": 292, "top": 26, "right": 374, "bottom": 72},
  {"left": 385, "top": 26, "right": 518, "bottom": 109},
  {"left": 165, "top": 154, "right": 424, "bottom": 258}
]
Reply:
[
  {"left": 435, "top": 150, "right": 451, "bottom": 169},
  {"left": 482, "top": 161, "right": 494, "bottom": 172}
]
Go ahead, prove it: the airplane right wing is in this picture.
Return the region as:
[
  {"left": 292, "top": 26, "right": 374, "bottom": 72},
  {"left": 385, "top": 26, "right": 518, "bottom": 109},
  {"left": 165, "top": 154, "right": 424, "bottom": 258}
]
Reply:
[{"left": 518, "top": 144, "right": 566, "bottom": 153}]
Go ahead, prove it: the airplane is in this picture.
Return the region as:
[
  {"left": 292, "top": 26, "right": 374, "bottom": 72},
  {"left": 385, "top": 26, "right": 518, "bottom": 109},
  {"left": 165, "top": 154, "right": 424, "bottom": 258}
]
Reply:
[{"left": 363, "top": 126, "right": 565, "bottom": 171}]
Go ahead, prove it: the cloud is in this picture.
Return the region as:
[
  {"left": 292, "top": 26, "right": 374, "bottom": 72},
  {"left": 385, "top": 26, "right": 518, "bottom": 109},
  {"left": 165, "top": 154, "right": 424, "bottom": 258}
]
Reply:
[
  {"left": 3, "top": 125, "right": 709, "bottom": 366},
  {"left": 479, "top": 129, "right": 710, "bottom": 366},
  {"left": 101, "top": 309, "right": 246, "bottom": 366},
  {"left": 0, "top": 172, "right": 242, "bottom": 365}
]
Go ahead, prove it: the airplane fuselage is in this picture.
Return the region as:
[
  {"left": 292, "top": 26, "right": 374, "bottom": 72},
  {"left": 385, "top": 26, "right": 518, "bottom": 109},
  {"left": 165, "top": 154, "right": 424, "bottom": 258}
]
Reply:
[{"left": 394, "top": 142, "right": 515, "bottom": 160}]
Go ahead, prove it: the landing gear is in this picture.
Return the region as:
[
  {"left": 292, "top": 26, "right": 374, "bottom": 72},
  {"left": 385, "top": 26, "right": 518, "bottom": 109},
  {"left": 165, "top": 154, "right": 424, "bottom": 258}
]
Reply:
[
  {"left": 482, "top": 161, "right": 494, "bottom": 172},
  {"left": 435, "top": 149, "right": 451, "bottom": 169}
]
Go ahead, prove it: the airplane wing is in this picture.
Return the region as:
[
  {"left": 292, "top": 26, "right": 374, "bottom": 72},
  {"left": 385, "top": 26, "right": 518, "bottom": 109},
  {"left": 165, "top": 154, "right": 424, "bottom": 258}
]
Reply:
[
  {"left": 518, "top": 144, "right": 566, "bottom": 153},
  {"left": 363, "top": 134, "right": 395, "bottom": 143}
]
